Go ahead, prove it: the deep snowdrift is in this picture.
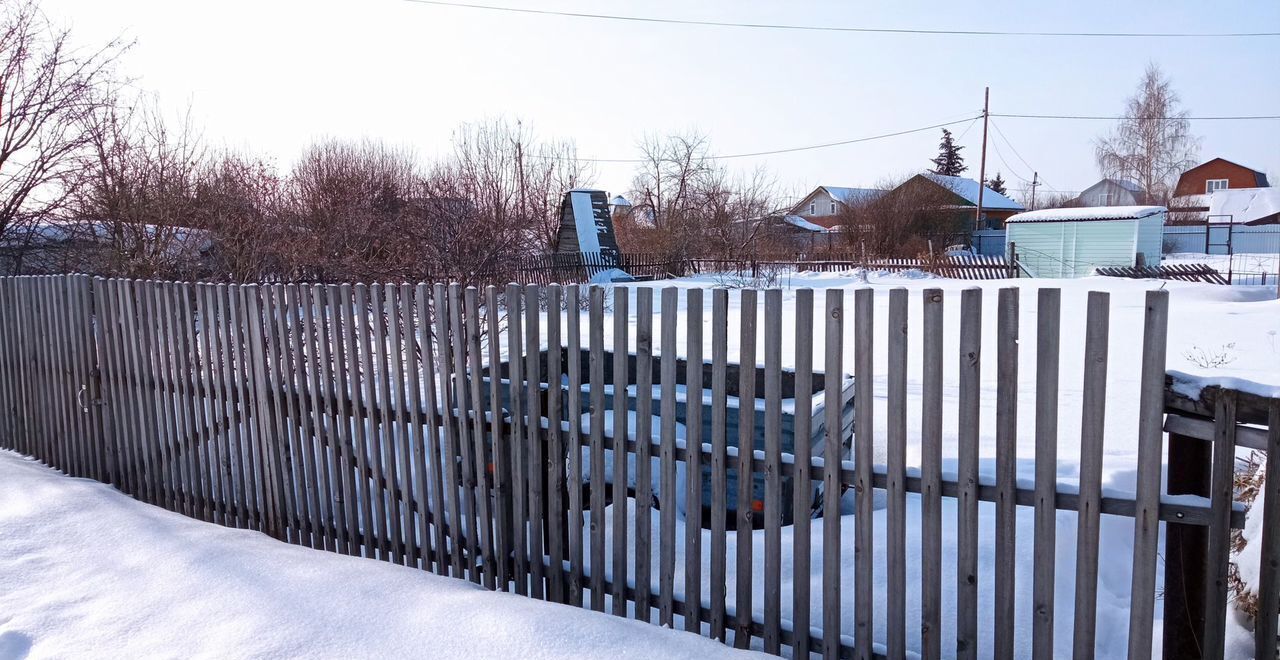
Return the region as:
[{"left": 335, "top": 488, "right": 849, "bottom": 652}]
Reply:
[{"left": 0, "top": 450, "right": 756, "bottom": 660}]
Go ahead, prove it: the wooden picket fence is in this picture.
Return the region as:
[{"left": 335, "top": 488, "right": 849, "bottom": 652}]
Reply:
[
  {"left": 1096, "top": 263, "right": 1232, "bottom": 285},
  {"left": 0, "top": 274, "right": 1275, "bottom": 660}
]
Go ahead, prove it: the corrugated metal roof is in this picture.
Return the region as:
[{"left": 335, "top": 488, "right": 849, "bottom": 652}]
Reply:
[{"left": 1006, "top": 205, "right": 1166, "bottom": 223}]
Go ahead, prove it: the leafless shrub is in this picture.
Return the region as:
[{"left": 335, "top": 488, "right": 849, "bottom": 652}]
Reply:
[
  {"left": 1182, "top": 343, "right": 1237, "bottom": 369},
  {"left": 837, "top": 174, "right": 963, "bottom": 259}
]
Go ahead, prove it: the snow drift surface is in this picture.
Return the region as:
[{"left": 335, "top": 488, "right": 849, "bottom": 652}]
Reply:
[{"left": 0, "top": 450, "right": 757, "bottom": 660}]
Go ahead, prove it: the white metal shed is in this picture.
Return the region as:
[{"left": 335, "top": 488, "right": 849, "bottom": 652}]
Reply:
[{"left": 1005, "top": 206, "right": 1166, "bottom": 278}]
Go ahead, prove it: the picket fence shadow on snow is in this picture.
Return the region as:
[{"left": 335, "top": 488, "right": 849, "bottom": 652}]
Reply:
[{"left": 0, "top": 275, "right": 1275, "bottom": 660}]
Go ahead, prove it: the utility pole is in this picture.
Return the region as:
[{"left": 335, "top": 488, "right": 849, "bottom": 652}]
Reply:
[
  {"left": 1030, "top": 171, "right": 1040, "bottom": 210},
  {"left": 975, "top": 86, "right": 990, "bottom": 231}
]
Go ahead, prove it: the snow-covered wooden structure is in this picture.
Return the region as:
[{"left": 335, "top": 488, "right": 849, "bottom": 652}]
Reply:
[
  {"left": 1005, "top": 205, "right": 1166, "bottom": 278},
  {"left": 555, "top": 189, "right": 621, "bottom": 263}
]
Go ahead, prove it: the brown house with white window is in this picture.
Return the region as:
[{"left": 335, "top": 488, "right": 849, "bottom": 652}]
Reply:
[{"left": 1174, "top": 158, "right": 1270, "bottom": 197}]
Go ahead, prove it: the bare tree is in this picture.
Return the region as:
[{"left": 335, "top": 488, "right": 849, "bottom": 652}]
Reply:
[
  {"left": 1095, "top": 63, "right": 1200, "bottom": 204},
  {"left": 73, "top": 99, "right": 207, "bottom": 278},
  {"left": 0, "top": 0, "right": 126, "bottom": 246},
  {"left": 624, "top": 131, "right": 779, "bottom": 257},
  {"left": 448, "top": 118, "right": 594, "bottom": 255}
]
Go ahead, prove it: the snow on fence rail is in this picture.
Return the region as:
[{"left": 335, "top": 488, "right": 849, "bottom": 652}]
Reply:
[{"left": 0, "top": 275, "right": 1275, "bottom": 660}]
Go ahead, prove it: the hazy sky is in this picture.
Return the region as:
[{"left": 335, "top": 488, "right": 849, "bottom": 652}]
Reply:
[{"left": 40, "top": 0, "right": 1280, "bottom": 205}]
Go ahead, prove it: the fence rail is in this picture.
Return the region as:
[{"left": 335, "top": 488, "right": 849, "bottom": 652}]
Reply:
[{"left": 0, "top": 274, "right": 1275, "bottom": 659}]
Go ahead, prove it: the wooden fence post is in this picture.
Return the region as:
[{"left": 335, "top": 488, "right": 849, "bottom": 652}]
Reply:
[{"left": 1163, "top": 430, "right": 1212, "bottom": 660}]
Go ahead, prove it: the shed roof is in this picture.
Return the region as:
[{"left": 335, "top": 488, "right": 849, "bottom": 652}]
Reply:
[{"left": 1006, "top": 205, "right": 1165, "bottom": 224}]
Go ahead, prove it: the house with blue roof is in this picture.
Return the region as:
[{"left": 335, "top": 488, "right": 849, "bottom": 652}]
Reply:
[{"left": 787, "top": 185, "right": 886, "bottom": 228}]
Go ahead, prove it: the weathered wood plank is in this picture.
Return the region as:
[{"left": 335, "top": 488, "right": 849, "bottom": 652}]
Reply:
[
  {"left": 733, "top": 288, "right": 756, "bottom": 648},
  {"left": 565, "top": 284, "right": 585, "bottom": 607},
  {"left": 920, "top": 288, "right": 944, "bottom": 660},
  {"left": 1072, "top": 291, "right": 1110, "bottom": 659},
  {"left": 523, "top": 284, "right": 544, "bottom": 597},
  {"left": 762, "top": 288, "right": 783, "bottom": 654},
  {"left": 710, "top": 287, "right": 729, "bottom": 642},
  {"left": 791, "top": 288, "right": 814, "bottom": 659},
  {"left": 544, "top": 284, "right": 565, "bottom": 601},
  {"left": 588, "top": 285, "right": 606, "bottom": 611},
  {"left": 611, "top": 286, "right": 630, "bottom": 616},
  {"left": 1257, "top": 401, "right": 1280, "bottom": 660},
  {"left": 1202, "top": 389, "right": 1238, "bottom": 659},
  {"left": 659, "top": 287, "right": 679, "bottom": 628},
  {"left": 886, "top": 287, "right": 908, "bottom": 659},
  {"left": 635, "top": 286, "right": 655, "bottom": 625},
  {"left": 504, "top": 283, "right": 527, "bottom": 591},
  {"left": 995, "top": 287, "right": 1019, "bottom": 659},
  {"left": 956, "top": 287, "right": 981, "bottom": 660},
  {"left": 1127, "top": 290, "right": 1169, "bottom": 660},
  {"left": 418, "top": 284, "right": 450, "bottom": 574},
  {"left": 851, "top": 287, "right": 871, "bottom": 660},
  {"left": 465, "top": 286, "right": 497, "bottom": 588},
  {"left": 1032, "top": 288, "right": 1061, "bottom": 660},
  {"left": 683, "top": 287, "right": 704, "bottom": 635}
]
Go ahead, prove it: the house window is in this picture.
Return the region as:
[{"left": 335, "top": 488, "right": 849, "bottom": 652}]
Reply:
[
  {"left": 1097, "top": 192, "right": 1113, "bottom": 205},
  {"left": 829, "top": 202, "right": 837, "bottom": 214},
  {"left": 1205, "top": 179, "right": 1229, "bottom": 193},
  {"left": 809, "top": 202, "right": 815, "bottom": 215}
]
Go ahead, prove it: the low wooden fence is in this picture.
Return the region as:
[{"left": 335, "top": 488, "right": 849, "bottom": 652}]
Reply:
[
  {"left": 1096, "top": 264, "right": 1232, "bottom": 285},
  {"left": 0, "top": 274, "right": 1275, "bottom": 659},
  {"left": 686, "top": 254, "right": 1014, "bottom": 281}
]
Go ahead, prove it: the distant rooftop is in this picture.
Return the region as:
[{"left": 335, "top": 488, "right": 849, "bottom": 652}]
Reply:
[{"left": 921, "top": 172, "right": 1023, "bottom": 210}]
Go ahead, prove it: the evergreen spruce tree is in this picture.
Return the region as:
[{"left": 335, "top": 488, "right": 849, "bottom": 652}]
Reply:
[
  {"left": 930, "top": 128, "right": 967, "bottom": 176},
  {"left": 986, "top": 172, "right": 1008, "bottom": 195}
]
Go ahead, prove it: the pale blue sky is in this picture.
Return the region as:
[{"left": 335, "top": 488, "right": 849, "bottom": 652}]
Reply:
[{"left": 42, "top": 0, "right": 1280, "bottom": 204}]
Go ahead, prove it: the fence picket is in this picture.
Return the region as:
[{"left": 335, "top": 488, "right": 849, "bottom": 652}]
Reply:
[
  {"left": 920, "top": 288, "right": 944, "bottom": 660},
  {"left": 565, "top": 284, "right": 585, "bottom": 607},
  {"left": 1032, "top": 289, "right": 1061, "bottom": 660},
  {"left": 956, "top": 288, "right": 982, "bottom": 660},
  {"left": 734, "top": 288, "right": 756, "bottom": 648},
  {"left": 388, "top": 284, "right": 416, "bottom": 566},
  {"left": 544, "top": 285, "right": 566, "bottom": 602},
  {"left": 659, "top": 287, "right": 680, "bottom": 628},
  {"left": 762, "top": 288, "right": 783, "bottom": 653},
  {"left": 710, "top": 288, "right": 730, "bottom": 642},
  {"left": 683, "top": 287, "right": 704, "bottom": 634},
  {"left": 1072, "top": 292, "right": 1110, "bottom": 658},
  {"left": 1127, "top": 290, "right": 1168, "bottom": 660},
  {"left": 995, "top": 288, "right": 1019, "bottom": 659},
  {"left": 1257, "top": 402, "right": 1280, "bottom": 660},
  {"left": 611, "top": 286, "right": 630, "bottom": 616},
  {"left": 504, "top": 283, "right": 527, "bottom": 592},
  {"left": 484, "top": 286, "right": 510, "bottom": 587},
  {"left": 791, "top": 288, "right": 814, "bottom": 659},
  {"left": 849, "top": 289, "right": 870, "bottom": 660},
  {"left": 522, "top": 284, "right": 545, "bottom": 598},
  {"left": 587, "top": 285, "right": 607, "bottom": 612},
  {"left": 417, "top": 283, "right": 449, "bottom": 574},
  {"left": 887, "top": 288, "right": 908, "bottom": 659},
  {"left": 635, "top": 286, "right": 655, "bottom": 625}
]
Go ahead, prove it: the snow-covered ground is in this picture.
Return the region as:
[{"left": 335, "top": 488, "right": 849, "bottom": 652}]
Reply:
[{"left": 0, "top": 449, "right": 757, "bottom": 660}]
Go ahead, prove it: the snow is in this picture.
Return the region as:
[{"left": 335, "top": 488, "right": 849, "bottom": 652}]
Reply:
[
  {"left": 569, "top": 190, "right": 602, "bottom": 253},
  {"left": 921, "top": 172, "right": 1023, "bottom": 210},
  {"left": 1006, "top": 206, "right": 1165, "bottom": 223},
  {"left": 1206, "top": 187, "right": 1280, "bottom": 225},
  {"left": 821, "top": 187, "right": 885, "bottom": 206},
  {"left": 589, "top": 268, "right": 634, "bottom": 284},
  {"left": 781, "top": 215, "right": 830, "bottom": 233},
  {"left": 0, "top": 449, "right": 756, "bottom": 659}
]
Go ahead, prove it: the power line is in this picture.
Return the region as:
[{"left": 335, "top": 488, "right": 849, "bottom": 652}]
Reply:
[
  {"left": 402, "top": 1, "right": 1280, "bottom": 38},
  {"left": 533, "top": 116, "right": 980, "bottom": 163},
  {"left": 993, "top": 113, "right": 1280, "bottom": 121}
]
